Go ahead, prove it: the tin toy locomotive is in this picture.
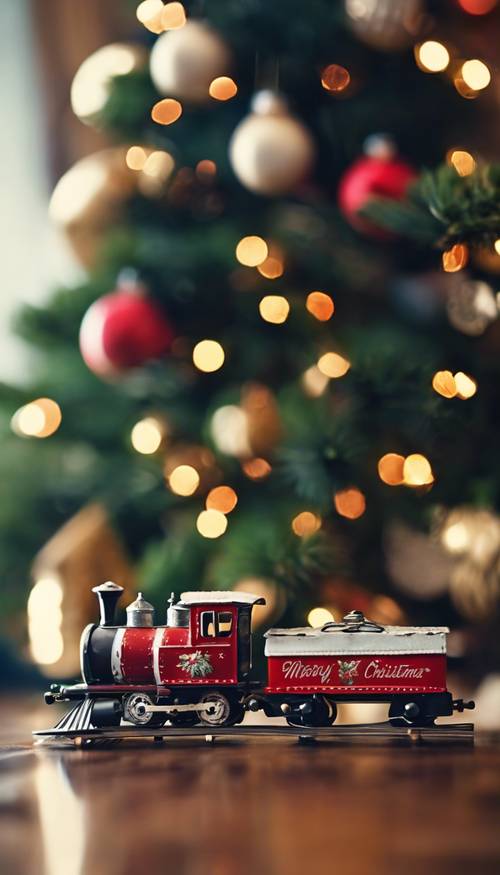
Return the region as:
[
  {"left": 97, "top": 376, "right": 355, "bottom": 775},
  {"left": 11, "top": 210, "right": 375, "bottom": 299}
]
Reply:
[{"left": 41, "top": 582, "right": 474, "bottom": 733}]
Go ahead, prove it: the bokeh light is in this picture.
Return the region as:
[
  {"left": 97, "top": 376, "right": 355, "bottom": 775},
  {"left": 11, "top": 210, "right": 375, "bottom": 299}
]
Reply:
[
  {"left": 308, "top": 607, "right": 335, "bottom": 628},
  {"left": 447, "top": 149, "right": 476, "bottom": 177},
  {"left": 317, "top": 352, "right": 350, "bottom": 378},
  {"left": 136, "top": 0, "right": 165, "bottom": 33},
  {"left": 168, "top": 464, "right": 200, "bottom": 496},
  {"left": 196, "top": 159, "right": 217, "bottom": 180},
  {"left": 131, "top": 417, "right": 164, "bottom": 454},
  {"left": 161, "top": 2, "right": 186, "bottom": 29},
  {"left": 321, "top": 64, "right": 351, "bottom": 92},
  {"left": 461, "top": 59, "right": 491, "bottom": 90},
  {"left": 259, "top": 295, "right": 290, "bottom": 324},
  {"left": 432, "top": 370, "right": 457, "bottom": 399},
  {"left": 306, "top": 291, "right": 335, "bottom": 321},
  {"left": 28, "top": 577, "right": 64, "bottom": 665},
  {"left": 454, "top": 371, "right": 477, "bottom": 399},
  {"left": 458, "top": 0, "right": 497, "bottom": 12},
  {"left": 151, "top": 98, "right": 183, "bottom": 125},
  {"left": 71, "top": 44, "right": 143, "bottom": 121},
  {"left": 206, "top": 485, "right": 238, "bottom": 514},
  {"left": 442, "top": 243, "right": 468, "bottom": 272},
  {"left": 196, "top": 509, "right": 228, "bottom": 538},
  {"left": 377, "top": 453, "right": 405, "bottom": 486},
  {"left": 334, "top": 488, "right": 366, "bottom": 519},
  {"left": 403, "top": 454, "right": 434, "bottom": 486},
  {"left": 193, "top": 339, "right": 225, "bottom": 372},
  {"left": 12, "top": 398, "right": 62, "bottom": 439},
  {"left": 236, "top": 236, "right": 268, "bottom": 267},
  {"left": 242, "top": 457, "right": 271, "bottom": 480},
  {"left": 292, "top": 511, "right": 322, "bottom": 537},
  {"left": 302, "top": 365, "right": 330, "bottom": 397},
  {"left": 126, "top": 146, "right": 149, "bottom": 170},
  {"left": 209, "top": 76, "right": 238, "bottom": 101},
  {"left": 415, "top": 41, "right": 450, "bottom": 73}
]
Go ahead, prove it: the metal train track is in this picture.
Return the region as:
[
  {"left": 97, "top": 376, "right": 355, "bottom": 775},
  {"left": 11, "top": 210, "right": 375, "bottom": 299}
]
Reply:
[{"left": 33, "top": 721, "right": 474, "bottom": 745}]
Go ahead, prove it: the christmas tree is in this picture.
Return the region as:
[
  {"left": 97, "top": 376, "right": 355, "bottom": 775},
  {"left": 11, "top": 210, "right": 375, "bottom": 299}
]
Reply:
[{"left": 3, "top": 0, "right": 500, "bottom": 677}]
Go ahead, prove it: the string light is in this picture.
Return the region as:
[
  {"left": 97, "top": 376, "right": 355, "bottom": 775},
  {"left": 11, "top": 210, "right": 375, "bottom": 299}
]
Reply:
[
  {"left": 235, "top": 236, "right": 268, "bottom": 267},
  {"left": 209, "top": 76, "right": 238, "bottom": 101},
  {"left": 432, "top": 370, "right": 458, "bottom": 399},
  {"left": 196, "top": 509, "right": 228, "bottom": 538},
  {"left": 242, "top": 457, "right": 271, "bottom": 480},
  {"left": 306, "top": 291, "right": 335, "bottom": 321},
  {"left": 317, "top": 352, "right": 350, "bottom": 378},
  {"left": 403, "top": 454, "right": 434, "bottom": 486},
  {"left": 206, "top": 486, "right": 238, "bottom": 514},
  {"left": 211, "top": 406, "right": 251, "bottom": 456},
  {"left": 302, "top": 365, "right": 329, "bottom": 397},
  {"left": 168, "top": 465, "right": 200, "bottom": 496},
  {"left": 415, "top": 41, "right": 450, "bottom": 73},
  {"left": 161, "top": 2, "right": 186, "bottom": 29},
  {"left": 193, "top": 339, "right": 225, "bottom": 372},
  {"left": 308, "top": 607, "right": 334, "bottom": 627},
  {"left": 442, "top": 243, "right": 468, "bottom": 272},
  {"left": 136, "top": 0, "right": 164, "bottom": 33},
  {"left": 321, "top": 64, "right": 350, "bottom": 92},
  {"left": 131, "top": 417, "right": 164, "bottom": 454},
  {"left": 334, "top": 488, "right": 366, "bottom": 519},
  {"left": 454, "top": 372, "right": 477, "bottom": 399},
  {"left": 257, "top": 246, "right": 284, "bottom": 279},
  {"left": 126, "top": 146, "right": 149, "bottom": 170},
  {"left": 151, "top": 98, "right": 183, "bottom": 125},
  {"left": 196, "top": 159, "right": 217, "bottom": 180},
  {"left": 142, "top": 150, "right": 175, "bottom": 179},
  {"left": 12, "top": 398, "right": 62, "bottom": 438},
  {"left": 461, "top": 59, "right": 491, "bottom": 90},
  {"left": 377, "top": 453, "right": 405, "bottom": 486},
  {"left": 447, "top": 149, "right": 476, "bottom": 177},
  {"left": 28, "top": 577, "right": 64, "bottom": 665},
  {"left": 259, "top": 295, "right": 290, "bottom": 324},
  {"left": 292, "top": 511, "right": 322, "bottom": 537}
]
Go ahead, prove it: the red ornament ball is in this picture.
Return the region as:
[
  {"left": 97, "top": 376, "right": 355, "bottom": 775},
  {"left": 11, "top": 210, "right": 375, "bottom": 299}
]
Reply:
[
  {"left": 80, "top": 286, "right": 175, "bottom": 376},
  {"left": 338, "top": 155, "right": 416, "bottom": 237}
]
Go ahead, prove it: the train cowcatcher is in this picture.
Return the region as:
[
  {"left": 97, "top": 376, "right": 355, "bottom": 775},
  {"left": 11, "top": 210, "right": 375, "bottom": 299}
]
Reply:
[{"left": 42, "top": 582, "right": 474, "bottom": 732}]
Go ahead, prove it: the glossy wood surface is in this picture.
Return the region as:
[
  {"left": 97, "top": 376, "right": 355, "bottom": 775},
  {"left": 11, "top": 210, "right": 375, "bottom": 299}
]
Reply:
[{"left": 1, "top": 697, "right": 500, "bottom": 875}]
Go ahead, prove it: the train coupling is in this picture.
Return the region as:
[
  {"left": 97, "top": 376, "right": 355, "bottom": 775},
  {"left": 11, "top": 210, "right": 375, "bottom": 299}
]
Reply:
[{"left": 453, "top": 699, "right": 475, "bottom": 712}]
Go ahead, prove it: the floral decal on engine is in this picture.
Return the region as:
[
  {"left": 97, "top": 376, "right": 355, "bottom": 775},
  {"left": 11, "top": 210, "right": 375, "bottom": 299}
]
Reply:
[
  {"left": 177, "top": 650, "right": 214, "bottom": 678},
  {"left": 337, "top": 659, "right": 360, "bottom": 685}
]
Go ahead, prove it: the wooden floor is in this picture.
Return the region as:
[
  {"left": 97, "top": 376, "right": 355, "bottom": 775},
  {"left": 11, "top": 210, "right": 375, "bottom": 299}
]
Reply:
[{"left": 1, "top": 697, "right": 500, "bottom": 875}]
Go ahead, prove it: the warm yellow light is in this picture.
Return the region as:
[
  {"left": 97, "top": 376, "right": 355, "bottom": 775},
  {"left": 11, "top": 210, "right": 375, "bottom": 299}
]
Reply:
[
  {"left": 235, "top": 236, "right": 268, "bottom": 267},
  {"left": 432, "top": 370, "right": 457, "bottom": 399},
  {"left": 126, "top": 146, "right": 149, "bottom": 170},
  {"left": 448, "top": 149, "right": 476, "bottom": 177},
  {"left": 442, "top": 243, "right": 468, "bottom": 272},
  {"left": 209, "top": 76, "right": 238, "bottom": 101},
  {"left": 160, "top": 2, "right": 186, "bottom": 29},
  {"left": 242, "top": 457, "right": 271, "bottom": 480},
  {"left": 259, "top": 295, "right": 290, "bottom": 324},
  {"left": 403, "top": 454, "right": 433, "bottom": 486},
  {"left": 168, "top": 464, "right": 200, "bottom": 496},
  {"left": 151, "top": 98, "right": 183, "bottom": 125},
  {"left": 142, "top": 150, "right": 175, "bottom": 179},
  {"left": 206, "top": 485, "right": 238, "bottom": 514},
  {"left": 28, "top": 577, "right": 64, "bottom": 666},
  {"left": 196, "top": 159, "right": 217, "bottom": 180},
  {"left": 377, "top": 453, "right": 405, "bottom": 486},
  {"left": 442, "top": 521, "right": 470, "bottom": 553},
  {"left": 292, "top": 511, "right": 322, "bottom": 537},
  {"left": 306, "top": 291, "right": 335, "bottom": 321},
  {"left": 302, "top": 365, "right": 330, "bottom": 397},
  {"left": 334, "top": 488, "right": 366, "bottom": 519},
  {"left": 321, "top": 64, "right": 351, "bottom": 92},
  {"left": 415, "top": 41, "right": 450, "bottom": 73},
  {"left": 257, "top": 256, "right": 284, "bottom": 279},
  {"left": 12, "top": 398, "right": 62, "bottom": 438},
  {"left": 71, "top": 44, "right": 142, "bottom": 120},
  {"left": 454, "top": 371, "right": 477, "bottom": 399},
  {"left": 196, "top": 509, "right": 228, "bottom": 538},
  {"left": 317, "top": 352, "right": 350, "bottom": 378},
  {"left": 494, "top": 239, "right": 500, "bottom": 256},
  {"left": 461, "top": 59, "right": 491, "bottom": 90},
  {"left": 193, "top": 339, "right": 225, "bottom": 372},
  {"left": 136, "top": 0, "right": 164, "bottom": 32},
  {"left": 131, "top": 417, "right": 163, "bottom": 454},
  {"left": 308, "top": 607, "right": 335, "bottom": 628}
]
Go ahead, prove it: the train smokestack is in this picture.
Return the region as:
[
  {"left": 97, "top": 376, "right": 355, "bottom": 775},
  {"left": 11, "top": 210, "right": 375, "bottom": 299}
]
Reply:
[{"left": 92, "top": 581, "right": 124, "bottom": 626}]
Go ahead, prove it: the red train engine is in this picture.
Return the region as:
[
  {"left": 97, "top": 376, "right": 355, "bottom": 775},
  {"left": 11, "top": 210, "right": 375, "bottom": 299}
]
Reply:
[{"left": 43, "top": 582, "right": 474, "bottom": 732}]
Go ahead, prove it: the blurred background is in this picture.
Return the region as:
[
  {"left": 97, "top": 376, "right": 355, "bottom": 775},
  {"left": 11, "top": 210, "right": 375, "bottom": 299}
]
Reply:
[{"left": 1, "top": 0, "right": 500, "bottom": 726}]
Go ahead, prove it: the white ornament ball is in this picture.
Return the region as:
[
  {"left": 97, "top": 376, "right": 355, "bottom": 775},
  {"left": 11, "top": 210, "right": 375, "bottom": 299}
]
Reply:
[
  {"left": 149, "top": 20, "right": 231, "bottom": 103},
  {"left": 229, "top": 90, "right": 315, "bottom": 196}
]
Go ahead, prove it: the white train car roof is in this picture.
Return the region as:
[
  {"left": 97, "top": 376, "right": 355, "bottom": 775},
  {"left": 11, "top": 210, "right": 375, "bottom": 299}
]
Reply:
[
  {"left": 264, "top": 625, "right": 449, "bottom": 656},
  {"left": 180, "top": 591, "right": 265, "bottom": 606}
]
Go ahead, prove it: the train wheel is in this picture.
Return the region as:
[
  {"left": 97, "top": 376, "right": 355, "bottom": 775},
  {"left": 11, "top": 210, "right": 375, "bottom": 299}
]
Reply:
[
  {"left": 168, "top": 711, "right": 198, "bottom": 727},
  {"left": 389, "top": 698, "right": 434, "bottom": 727},
  {"left": 286, "top": 696, "right": 337, "bottom": 728},
  {"left": 197, "top": 693, "right": 244, "bottom": 727},
  {"left": 123, "top": 693, "right": 165, "bottom": 727}
]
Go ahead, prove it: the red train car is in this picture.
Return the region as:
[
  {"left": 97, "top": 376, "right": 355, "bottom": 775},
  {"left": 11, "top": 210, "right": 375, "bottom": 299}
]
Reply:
[{"left": 42, "top": 583, "right": 473, "bottom": 733}]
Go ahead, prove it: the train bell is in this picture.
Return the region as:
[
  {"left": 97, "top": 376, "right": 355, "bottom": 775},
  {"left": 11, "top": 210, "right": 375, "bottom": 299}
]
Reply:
[{"left": 126, "top": 592, "right": 155, "bottom": 627}]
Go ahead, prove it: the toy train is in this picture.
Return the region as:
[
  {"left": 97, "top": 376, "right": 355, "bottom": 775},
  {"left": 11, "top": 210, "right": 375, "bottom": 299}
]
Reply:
[{"left": 42, "top": 582, "right": 474, "bottom": 732}]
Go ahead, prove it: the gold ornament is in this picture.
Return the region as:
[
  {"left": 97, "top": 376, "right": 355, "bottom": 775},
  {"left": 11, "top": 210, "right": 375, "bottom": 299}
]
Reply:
[
  {"left": 71, "top": 43, "right": 146, "bottom": 125},
  {"left": 345, "top": 0, "right": 424, "bottom": 51},
  {"left": 49, "top": 147, "right": 137, "bottom": 268},
  {"left": 149, "top": 21, "right": 232, "bottom": 103},
  {"left": 229, "top": 90, "right": 315, "bottom": 196}
]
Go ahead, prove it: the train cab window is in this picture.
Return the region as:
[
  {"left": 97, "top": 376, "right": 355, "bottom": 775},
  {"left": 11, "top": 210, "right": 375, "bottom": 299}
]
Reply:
[{"left": 200, "top": 610, "right": 233, "bottom": 638}]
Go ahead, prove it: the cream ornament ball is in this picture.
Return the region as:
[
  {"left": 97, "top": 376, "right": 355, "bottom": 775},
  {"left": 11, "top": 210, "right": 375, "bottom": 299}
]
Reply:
[
  {"left": 149, "top": 20, "right": 232, "bottom": 103},
  {"left": 229, "top": 91, "right": 316, "bottom": 196}
]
